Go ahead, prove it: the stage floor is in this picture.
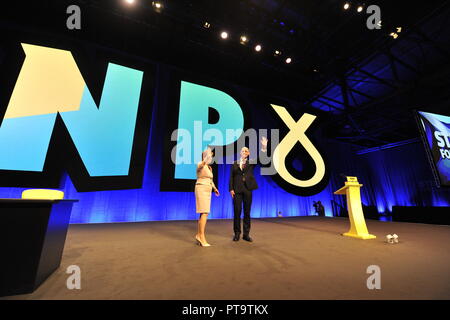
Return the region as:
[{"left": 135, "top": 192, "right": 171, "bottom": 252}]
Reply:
[{"left": 3, "top": 216, "right": 450, "bottom": 300}]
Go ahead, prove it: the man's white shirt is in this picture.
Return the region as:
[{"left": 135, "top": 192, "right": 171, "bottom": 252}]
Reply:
[{"left": 239, "top": 158, "right": 247, "bottom": 170}]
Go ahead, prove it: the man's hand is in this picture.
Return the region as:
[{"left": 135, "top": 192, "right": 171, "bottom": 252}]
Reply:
[
  {"left": 230, "top": 190, "right": 235, "bottom": 198},
  {"left": 260, "top": 136, "right": 268, "bottom": 152}
]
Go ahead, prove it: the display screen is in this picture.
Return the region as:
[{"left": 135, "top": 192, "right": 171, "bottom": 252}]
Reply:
[{"left": 417, "top": 110, "right": 450, "bottom": 187}]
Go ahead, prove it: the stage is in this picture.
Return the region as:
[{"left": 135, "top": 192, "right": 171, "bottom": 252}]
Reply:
[{"left": 2, "top": 216, "right": 450, "bottom": 300}]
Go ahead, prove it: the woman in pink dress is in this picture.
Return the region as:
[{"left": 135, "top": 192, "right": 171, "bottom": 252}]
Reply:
[{"left": 195, "top": 148, "right": 220, "bottom": 247}]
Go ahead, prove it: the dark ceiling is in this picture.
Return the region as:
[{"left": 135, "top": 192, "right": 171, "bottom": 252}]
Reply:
[{"left": 1, "top": 0, "right": 450, "bottom": 149}]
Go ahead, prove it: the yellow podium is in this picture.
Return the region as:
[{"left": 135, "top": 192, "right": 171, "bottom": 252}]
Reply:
[{"left": 334, "top": 176, "right": 376, "bottom": 240}]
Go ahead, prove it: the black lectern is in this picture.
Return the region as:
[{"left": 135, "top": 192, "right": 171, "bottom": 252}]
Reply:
[{"left": 0, "top": 199, "right": 77, "bottom": 297}]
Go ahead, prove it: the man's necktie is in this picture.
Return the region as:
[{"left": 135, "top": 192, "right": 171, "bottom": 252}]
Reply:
[{"left": 241, "top": 161, "right": 246, "bottom": 182}]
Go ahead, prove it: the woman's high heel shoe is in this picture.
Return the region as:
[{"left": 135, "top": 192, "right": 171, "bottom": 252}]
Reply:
[{"left": 195, "top": 235, "right": 211, "bottom": 247}]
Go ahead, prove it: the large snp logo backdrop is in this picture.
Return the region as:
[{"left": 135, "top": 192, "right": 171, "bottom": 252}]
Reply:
[{"left": 0, "top": 41, "right": 329, "bottom": 196}]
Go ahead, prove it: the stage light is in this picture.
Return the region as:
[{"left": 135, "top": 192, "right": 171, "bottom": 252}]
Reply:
[
  {"left": 392, "top": 234, "right": 399, "bottom": 243},
  {"left": 152, "top": 1, "right": 163, "bottom": 12},
  {"left": 125, "top": 0, "right": 135, "bottom": 4},
  {"left": 389, "top": 27, "right": 401, "bottom": 39},
  {"left": 220, "top": 31, "right": 228, "bottom": 39},
  {"left": 274, "top": 50, "right": 282, "bottom": 56},
  {"left": 344, "top": 2, "right": 350, "bottom": 10},
  {"left": 203, "top": 22, "right": 211, "bottom": 29},
  {"left": 390, "top": 32, "right": 399, "bottom": 39},
  {"left": 385, "top": 234, "right": 400, "bottom": 244},
  {"left": 357, "top": 5, "right": 363, "bottom": 12},
  {"left": 285, "top": 57, "right": 292, "bottom": 64},
  {"left": 386, "top": 234, "right": 393, "bottom": 243},
  {"left": 255, "top": 44, "right": 262, "bottom": 52},
  {"left": 239, "top": 35, "right": 249, "bottom": 44}
]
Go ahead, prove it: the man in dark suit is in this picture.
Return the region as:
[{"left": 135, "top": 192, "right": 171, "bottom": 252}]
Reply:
[{"left": 229, "top": 137, "right": 267, "bottom": 242}]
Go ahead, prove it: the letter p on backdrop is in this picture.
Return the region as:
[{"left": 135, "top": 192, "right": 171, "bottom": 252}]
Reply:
[{"left": 174, "top": 81, "right": 244, "bottom": 179}]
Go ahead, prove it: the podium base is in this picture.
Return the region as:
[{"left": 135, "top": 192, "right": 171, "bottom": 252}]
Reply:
[{"left": 342, "top": 232, "right": 376, "bottom": 240}]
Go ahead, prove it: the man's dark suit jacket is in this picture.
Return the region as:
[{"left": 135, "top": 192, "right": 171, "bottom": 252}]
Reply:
[{"left": 229, "top": 160, "right": 258, "bottom": 193}]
